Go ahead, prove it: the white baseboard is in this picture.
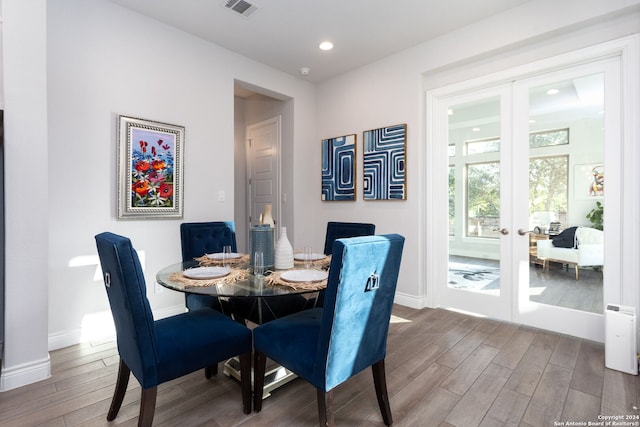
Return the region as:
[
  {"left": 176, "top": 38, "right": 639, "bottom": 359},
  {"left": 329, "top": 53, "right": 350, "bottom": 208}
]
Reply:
[
  {"left": 48, "top": 304, "right": 186, "bottom": 352},
  {"left": 394, "top": 291, "right": 427, "bottom": 309},
  {"left": 48, "top": 329, "right": 84, "bottom": 351},
  {"left": 0, "top": 355, "right": 51, "bottom": 392}
]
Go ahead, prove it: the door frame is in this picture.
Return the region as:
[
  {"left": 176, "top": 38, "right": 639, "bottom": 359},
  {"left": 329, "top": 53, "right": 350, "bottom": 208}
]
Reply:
[{"left": 424, "top": 35, "right": 640, "bottom": 342}]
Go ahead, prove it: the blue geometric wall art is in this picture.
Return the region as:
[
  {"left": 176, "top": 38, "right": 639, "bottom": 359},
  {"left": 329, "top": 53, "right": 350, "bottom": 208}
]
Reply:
[
  {"left": 321, "top": 134, "right": 356, "bottom": 201},
  {"left": 363, "top": 124, "right": 406, "bottom": 200}
]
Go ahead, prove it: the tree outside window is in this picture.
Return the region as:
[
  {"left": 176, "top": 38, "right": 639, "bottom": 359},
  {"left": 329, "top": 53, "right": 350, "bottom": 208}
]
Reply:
[{"left": 450, "top": 129, "right": 569, "bottom": 239}]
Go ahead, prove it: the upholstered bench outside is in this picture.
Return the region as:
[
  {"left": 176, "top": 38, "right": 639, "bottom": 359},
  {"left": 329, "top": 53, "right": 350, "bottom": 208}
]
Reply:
[{"left": 536, "top": 226, "right": 603, "bottom": 280}]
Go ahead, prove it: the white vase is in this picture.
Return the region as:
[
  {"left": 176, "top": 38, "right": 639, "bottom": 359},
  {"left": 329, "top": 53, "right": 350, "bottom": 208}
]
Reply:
[
  {"left": 274, "top": 227, "right": 294, "bottom": 269},
  {"left": 262, "top": 204, "right": 274, "bottom": 227}
]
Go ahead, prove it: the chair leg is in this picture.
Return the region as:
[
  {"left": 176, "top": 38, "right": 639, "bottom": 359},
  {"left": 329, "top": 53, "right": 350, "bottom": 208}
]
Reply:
[
  {"left": 575, "top": 265, "right": 579, "bottom": 280},
  {"left": 205, "top": 363, "right": 218, "bottom": 379},
  {"left": 239, "top": 352, "right": 252, "bottom": 414},
  {"left": 316, "top": 389, "right": 335, "bottom": 427},
  {"left": 372, "top": 359, "right": 393, "bottom": 426},
  {"left": 253, "top": 351, "right": 267, "bottom": 412},
  {"left": 138, "top": 386, "right": 157, "bottom": 427},
  {"left": 107, "top": 358, "right": 130, "bottom": 421}
]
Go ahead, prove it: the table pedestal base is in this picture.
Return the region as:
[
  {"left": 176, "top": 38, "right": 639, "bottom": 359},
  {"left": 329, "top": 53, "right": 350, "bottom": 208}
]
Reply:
[{"left": 223, "top": 357, "right": 298, "bottom": 399}]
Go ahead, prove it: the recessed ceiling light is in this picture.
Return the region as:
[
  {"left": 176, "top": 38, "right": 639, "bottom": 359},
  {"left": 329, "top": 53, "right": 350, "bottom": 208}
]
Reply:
[
  {"left": 319, "top": 41, "right": 334, "bottom": 51},
  {"left": 448, "top": 109, "right": 453, "bottom": 115},
  {"left": 472, "top": 127, "right": 480, "bottom": 132},
  {"left": 529, "top": 119, "right": 536, "bottom": 123},
  {"left": 546, "top": 89, "right": 559, "bottom": 95}
]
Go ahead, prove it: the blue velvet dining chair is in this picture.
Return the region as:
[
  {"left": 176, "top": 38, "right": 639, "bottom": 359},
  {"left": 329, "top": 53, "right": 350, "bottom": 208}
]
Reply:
[
  {"left": 312, "top": 221, "right": 376, "bottom": 309},
  {"left": 180, "top": 221, "right": 306, "bottom": 325},
  {"left": 180, "top": 221, "right": 237, "bottom": 312},
  {"left": 95, "top": 232, "right": 252, "bottom": 427},
  {"left": 253, "top": 234, "right": 405, "bottom": 426},
  {"left": 323, "top": 221, "right": 376, "bottom": 255}
]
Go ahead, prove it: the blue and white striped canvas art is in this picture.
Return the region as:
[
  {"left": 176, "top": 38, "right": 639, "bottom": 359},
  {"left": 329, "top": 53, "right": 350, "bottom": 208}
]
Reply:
[
  {"left": 321, "top": 134, "right": 356, "bottom": 201},
  {"left": 363, "top": 124, "right": 406, "bottom": 200}
]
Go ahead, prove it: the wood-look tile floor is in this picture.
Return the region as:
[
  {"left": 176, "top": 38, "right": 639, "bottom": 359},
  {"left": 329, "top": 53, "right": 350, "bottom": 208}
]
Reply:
[{"left": 1, "top": 305, "right": 638, "bottom": 426}]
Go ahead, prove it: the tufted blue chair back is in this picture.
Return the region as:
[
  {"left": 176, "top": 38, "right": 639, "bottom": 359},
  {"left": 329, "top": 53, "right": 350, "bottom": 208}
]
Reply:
[
  {"left": 252, "top": 234, "right": 404, "bottom": 424},
  {"left": 180, "top": 221, "right": 237, "bottom": 261},
  {"left": 180, "top": 221, "right": 237, "bottom": 311},
  {"left": 323, "top": 221, "right": 376, "bottom": 255},
  {"left": 95, "top": 232, "right": 159, "bottom": 388},
  {"left": 95, "top": 232, "right": 254, "bottom": 423},
  {"left": 316, "top": 234, "right": 404, "bottom": 390},
  {"left": 253, "top": 234, "right": 404, "bottom": 388}
]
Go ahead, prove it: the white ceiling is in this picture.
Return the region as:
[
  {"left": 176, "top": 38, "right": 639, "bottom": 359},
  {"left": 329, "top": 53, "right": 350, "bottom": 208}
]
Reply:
[{"left": 108, "top": 0, "right": 531, "bottom": 83}]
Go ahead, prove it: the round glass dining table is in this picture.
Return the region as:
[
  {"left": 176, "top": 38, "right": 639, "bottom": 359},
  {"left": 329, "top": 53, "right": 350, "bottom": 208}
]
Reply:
[
  {"left": 155, "top": 260, "right": 324, "bottom": 299},
  {"left": 155, "top": 259, "right": 324, "bottom": 398}
]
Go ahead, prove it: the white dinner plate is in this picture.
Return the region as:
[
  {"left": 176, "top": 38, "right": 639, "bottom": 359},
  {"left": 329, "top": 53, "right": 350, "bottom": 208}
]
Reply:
[
  {"left": 183, "top": 266, "right": 231, "bottom": 280},
  {"left": 206, "top": 252, "right": 243, "bottom": 260},
  {"left": 293, "top": 253, "right": 326, "bottom": 261},
  {"left": 280, "top": 269, "right": 328, "bottom": 283}
]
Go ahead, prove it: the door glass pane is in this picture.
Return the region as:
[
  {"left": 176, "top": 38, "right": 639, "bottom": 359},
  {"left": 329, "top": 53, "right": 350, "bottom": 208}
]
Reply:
[
  {"left": 448, "top": 97, "right": 501, "bottom": 295},
  {"left": 528, "top": 74, "right": 604, "bottom": 313},
  {"left": 467, "top": 162, "right": 500, "bottom": 238},
  {"left": 448, "top": 165, "right": 455, "bottom": 236}
]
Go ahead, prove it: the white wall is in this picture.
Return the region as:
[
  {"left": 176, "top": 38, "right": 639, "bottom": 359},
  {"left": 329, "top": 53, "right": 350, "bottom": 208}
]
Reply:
[
  {"left": 234, "top": 96, "right": 247, "bottom": 249},
  {"left": 1, "top": 0, "right": 316, "bottom": 390},
  {"left": 1, "top": 0, "right": 50, "bottom": 391}
]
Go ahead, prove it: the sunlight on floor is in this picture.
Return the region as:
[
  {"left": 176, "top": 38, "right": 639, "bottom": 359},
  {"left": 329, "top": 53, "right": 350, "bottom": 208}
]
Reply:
[
  {"left": 81, "top": 311, "right": 116, "bottom": 343},
  {"left": 529, "top": 286, "right": 547, "bottom": 296},
  {"left": 390, "top": 315, "right": 412, "bottom": 323}
]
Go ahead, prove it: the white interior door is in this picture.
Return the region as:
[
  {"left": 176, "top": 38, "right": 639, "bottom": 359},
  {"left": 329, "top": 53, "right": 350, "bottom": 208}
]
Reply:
[
  {"left": 512, "top": 58, "right": 621, "bottom": 342},
  {"left": 439, "top": 85, "right": 513, "bottom": 321},
  {"left": 247, "top": 116, "right": 280, "bottom": 239}
]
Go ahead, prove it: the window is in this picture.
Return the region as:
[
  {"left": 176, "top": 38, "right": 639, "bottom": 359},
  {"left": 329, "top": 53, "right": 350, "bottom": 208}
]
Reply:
[
  {"left": 449, "top": 129, "right": 570, "bottom": 239},
  {"left": 466, "top": 162, "right": 500, "bottom": 238},
  {"left": 466, "top": 138, "right": 500, "bottom": 155},
  {"left": 529, "top": 155, "right": 568, "bottom": 215},
  {"left": 529, "top": 128, "right": 569, "bottom": 148}
]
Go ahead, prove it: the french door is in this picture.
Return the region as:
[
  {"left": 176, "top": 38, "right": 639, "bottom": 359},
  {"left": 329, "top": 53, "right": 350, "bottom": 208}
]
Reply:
[
  {"left": 431, "top": 56, "right": 622, "bottom": 342},
  {"left": 439, "top": 85, "right": 514, "bottom": 321},
  {"left": 513, "top": 59, "right": 620, "bottom": 341}
]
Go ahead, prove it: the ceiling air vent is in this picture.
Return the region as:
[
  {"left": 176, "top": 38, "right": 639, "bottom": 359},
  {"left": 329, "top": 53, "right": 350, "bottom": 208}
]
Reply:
[{"left": 223, "top": 0, "right": 257, "bottom": 17}]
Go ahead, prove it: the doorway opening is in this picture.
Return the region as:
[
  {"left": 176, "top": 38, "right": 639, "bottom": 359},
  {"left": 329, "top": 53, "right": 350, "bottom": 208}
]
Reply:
[{"left": 234, "top": 80, "right": 294, "bottom": 251}]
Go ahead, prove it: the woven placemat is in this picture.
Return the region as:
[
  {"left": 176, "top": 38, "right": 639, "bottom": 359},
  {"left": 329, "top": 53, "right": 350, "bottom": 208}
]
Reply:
[
  {"left": 194, "top": 253, "right": 250, "bottom": 267},
  {"left": 168, "top": 267, "right": 249, "bottom": 288},
  {"left": 265, "top": 270, "right": 327, "bottom": 291},
  {"left": 293, "top": 254, "right": 331, "bottom": 270}
]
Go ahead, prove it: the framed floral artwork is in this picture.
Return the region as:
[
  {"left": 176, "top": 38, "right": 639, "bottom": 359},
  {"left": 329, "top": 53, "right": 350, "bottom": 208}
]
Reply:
[{"left": 117, "top": 115, "right": 184, "bottom": 219}]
